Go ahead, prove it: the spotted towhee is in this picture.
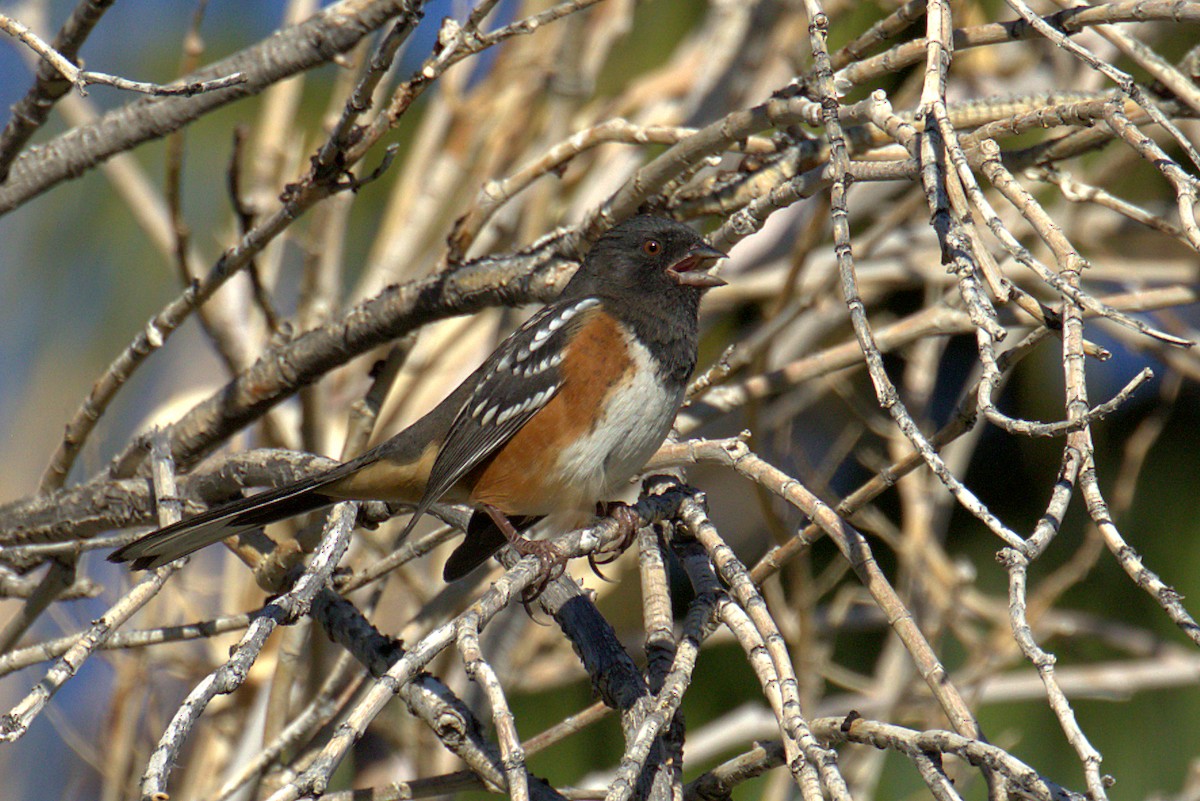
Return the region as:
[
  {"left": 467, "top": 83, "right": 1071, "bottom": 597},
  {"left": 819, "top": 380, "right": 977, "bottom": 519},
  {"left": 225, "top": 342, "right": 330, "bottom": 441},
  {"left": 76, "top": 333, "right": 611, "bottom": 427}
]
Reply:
[{"left": 110, "top": 216, "right": 728, "bottom": 580}]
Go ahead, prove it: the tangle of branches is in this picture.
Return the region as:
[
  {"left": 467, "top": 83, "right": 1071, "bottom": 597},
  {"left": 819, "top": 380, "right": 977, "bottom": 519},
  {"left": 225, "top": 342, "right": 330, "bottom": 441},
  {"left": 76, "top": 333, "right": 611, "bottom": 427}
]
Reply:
[{"left": 1, "top": 1, "right": 1199, "bottom": 800}]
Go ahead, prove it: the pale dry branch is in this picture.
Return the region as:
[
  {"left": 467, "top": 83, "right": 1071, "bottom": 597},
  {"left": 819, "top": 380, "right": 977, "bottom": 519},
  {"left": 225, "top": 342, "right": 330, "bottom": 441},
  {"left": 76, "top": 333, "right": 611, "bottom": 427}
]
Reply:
[
  {"left": 0, "top": 12, "right": 245, "bottom": 98},
  {"left": 1, "top": 3, "right": 1198, "bottom": 799},
  {"left": 0, "top": 434, "right": 184, "bottom": 740}
]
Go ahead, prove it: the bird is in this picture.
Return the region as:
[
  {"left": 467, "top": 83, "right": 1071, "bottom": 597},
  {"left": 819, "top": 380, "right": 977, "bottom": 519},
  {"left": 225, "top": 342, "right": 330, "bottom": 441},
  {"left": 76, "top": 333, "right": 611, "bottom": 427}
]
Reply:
[{"left": 109, "top": 215, "right": 728, "bottom": 581}]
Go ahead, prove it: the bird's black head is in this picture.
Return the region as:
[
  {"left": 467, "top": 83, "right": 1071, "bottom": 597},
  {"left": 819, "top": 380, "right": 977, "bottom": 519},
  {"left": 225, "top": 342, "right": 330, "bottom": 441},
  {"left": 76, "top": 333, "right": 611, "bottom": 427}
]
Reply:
[{"left": 567, "top": 215, "right": 728, "bottom": 301}]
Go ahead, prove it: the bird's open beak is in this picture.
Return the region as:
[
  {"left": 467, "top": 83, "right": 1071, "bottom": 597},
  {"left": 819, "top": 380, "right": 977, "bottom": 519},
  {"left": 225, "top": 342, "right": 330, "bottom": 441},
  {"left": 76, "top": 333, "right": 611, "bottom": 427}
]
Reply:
[{"left": 666, "top": 243, "right": 729, "bottom": 289}]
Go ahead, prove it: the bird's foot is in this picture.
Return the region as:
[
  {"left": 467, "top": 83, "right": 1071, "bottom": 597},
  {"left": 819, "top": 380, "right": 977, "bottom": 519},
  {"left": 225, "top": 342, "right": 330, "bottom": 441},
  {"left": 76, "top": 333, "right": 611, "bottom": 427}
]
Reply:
[
  {"left": 586, "top": 500, "right": 642, "bottom": 581},
  {"left": 510, "top": 536, "right": 567, "bottom": 600},
  {"left": 480, "top": 503, "right": 566, "bottom": 600}
]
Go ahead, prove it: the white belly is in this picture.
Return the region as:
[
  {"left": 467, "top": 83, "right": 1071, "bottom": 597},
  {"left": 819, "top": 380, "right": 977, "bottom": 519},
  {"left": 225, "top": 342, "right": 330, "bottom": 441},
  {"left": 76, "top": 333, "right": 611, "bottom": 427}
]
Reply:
[{"left": 554, "top": 332, "right": 683, "bottom": 512}]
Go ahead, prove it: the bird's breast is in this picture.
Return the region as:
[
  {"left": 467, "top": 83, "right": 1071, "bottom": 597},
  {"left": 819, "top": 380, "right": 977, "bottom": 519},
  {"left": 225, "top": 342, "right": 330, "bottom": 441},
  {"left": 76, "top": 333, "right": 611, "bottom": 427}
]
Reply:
[
  {"left": 469, "top": 313, "right": 685, "bottom": 516},
  {"left": 554, "top": 329, "right": 686, "bottom": 503}
]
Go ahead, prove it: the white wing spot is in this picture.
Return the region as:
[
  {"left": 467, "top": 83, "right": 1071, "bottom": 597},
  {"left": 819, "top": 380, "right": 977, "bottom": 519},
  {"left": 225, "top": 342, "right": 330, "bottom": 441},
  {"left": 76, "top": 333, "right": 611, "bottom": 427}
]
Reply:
[
  {"left": 528, "top": 298, "right": 600, "bottom": 354},
  {"left": 491, "top": 383, "right": 559, "bottom": 429},
  {"left": 479, "top": 405, "right": 497, "bottom": 427},
  {"left": 521, "top": 351, "right": 562, "bottom": 378}
]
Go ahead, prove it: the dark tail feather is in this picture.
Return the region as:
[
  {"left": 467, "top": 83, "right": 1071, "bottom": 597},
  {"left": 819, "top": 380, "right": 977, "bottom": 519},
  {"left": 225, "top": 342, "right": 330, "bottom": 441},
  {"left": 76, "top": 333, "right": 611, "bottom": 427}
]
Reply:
[
  {"left": 442, "top": 512, "right": 540, "bottom": 581},
  {"left": 109, "top": 474, "right": 344, "bottom": 570}
]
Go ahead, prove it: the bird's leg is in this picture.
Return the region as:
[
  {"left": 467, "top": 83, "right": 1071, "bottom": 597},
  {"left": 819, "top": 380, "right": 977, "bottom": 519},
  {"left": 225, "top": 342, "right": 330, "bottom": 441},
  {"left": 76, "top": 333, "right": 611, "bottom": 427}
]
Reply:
[
  {"left": 587, "top": 500, "right": 642, "bottom": 579},
  {"left": 480, "top": 503, "right": 565, "bottom": 596}
]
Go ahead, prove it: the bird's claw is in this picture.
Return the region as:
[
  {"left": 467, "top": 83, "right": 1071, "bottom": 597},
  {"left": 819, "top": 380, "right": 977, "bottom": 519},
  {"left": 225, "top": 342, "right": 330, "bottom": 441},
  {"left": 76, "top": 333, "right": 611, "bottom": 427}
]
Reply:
[
  {"left": 589, "top": 500, "right": 641, "bottom": 568},
  {"left": 512, "top": 538, "right": 566, "bottom": 602},
  {"left": 582, "top": 501, "right": 643, "bottom": 582},
  {"left": 586, "top": 552, "right": 616, "bottom": 583}
]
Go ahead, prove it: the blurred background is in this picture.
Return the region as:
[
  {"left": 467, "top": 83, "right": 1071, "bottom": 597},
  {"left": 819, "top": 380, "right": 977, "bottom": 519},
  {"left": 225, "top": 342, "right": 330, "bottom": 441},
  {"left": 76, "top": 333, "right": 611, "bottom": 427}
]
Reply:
[{"left": 1, "top": 1, "right": 1199, "bottom": 799}]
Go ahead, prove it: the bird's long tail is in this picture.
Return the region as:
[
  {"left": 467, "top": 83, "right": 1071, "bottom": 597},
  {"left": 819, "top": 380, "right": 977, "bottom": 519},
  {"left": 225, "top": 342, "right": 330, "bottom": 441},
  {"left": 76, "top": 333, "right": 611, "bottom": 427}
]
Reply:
[{"left": 108, "top": 471, "right": 350, "bottom": 570}]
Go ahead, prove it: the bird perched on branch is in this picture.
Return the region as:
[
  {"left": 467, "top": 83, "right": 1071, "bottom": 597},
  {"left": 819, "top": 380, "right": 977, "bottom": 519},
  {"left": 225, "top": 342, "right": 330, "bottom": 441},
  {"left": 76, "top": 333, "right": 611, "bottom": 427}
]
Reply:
[{"left": 110, "top": 215, "right": 728, "bottom": 581}]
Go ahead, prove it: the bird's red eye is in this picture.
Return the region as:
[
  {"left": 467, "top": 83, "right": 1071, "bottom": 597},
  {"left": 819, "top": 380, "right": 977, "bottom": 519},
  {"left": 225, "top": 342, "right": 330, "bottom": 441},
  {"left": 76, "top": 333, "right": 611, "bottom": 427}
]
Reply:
[{"left": 642, "top": 239, "right": 662, "bottom": 256}]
